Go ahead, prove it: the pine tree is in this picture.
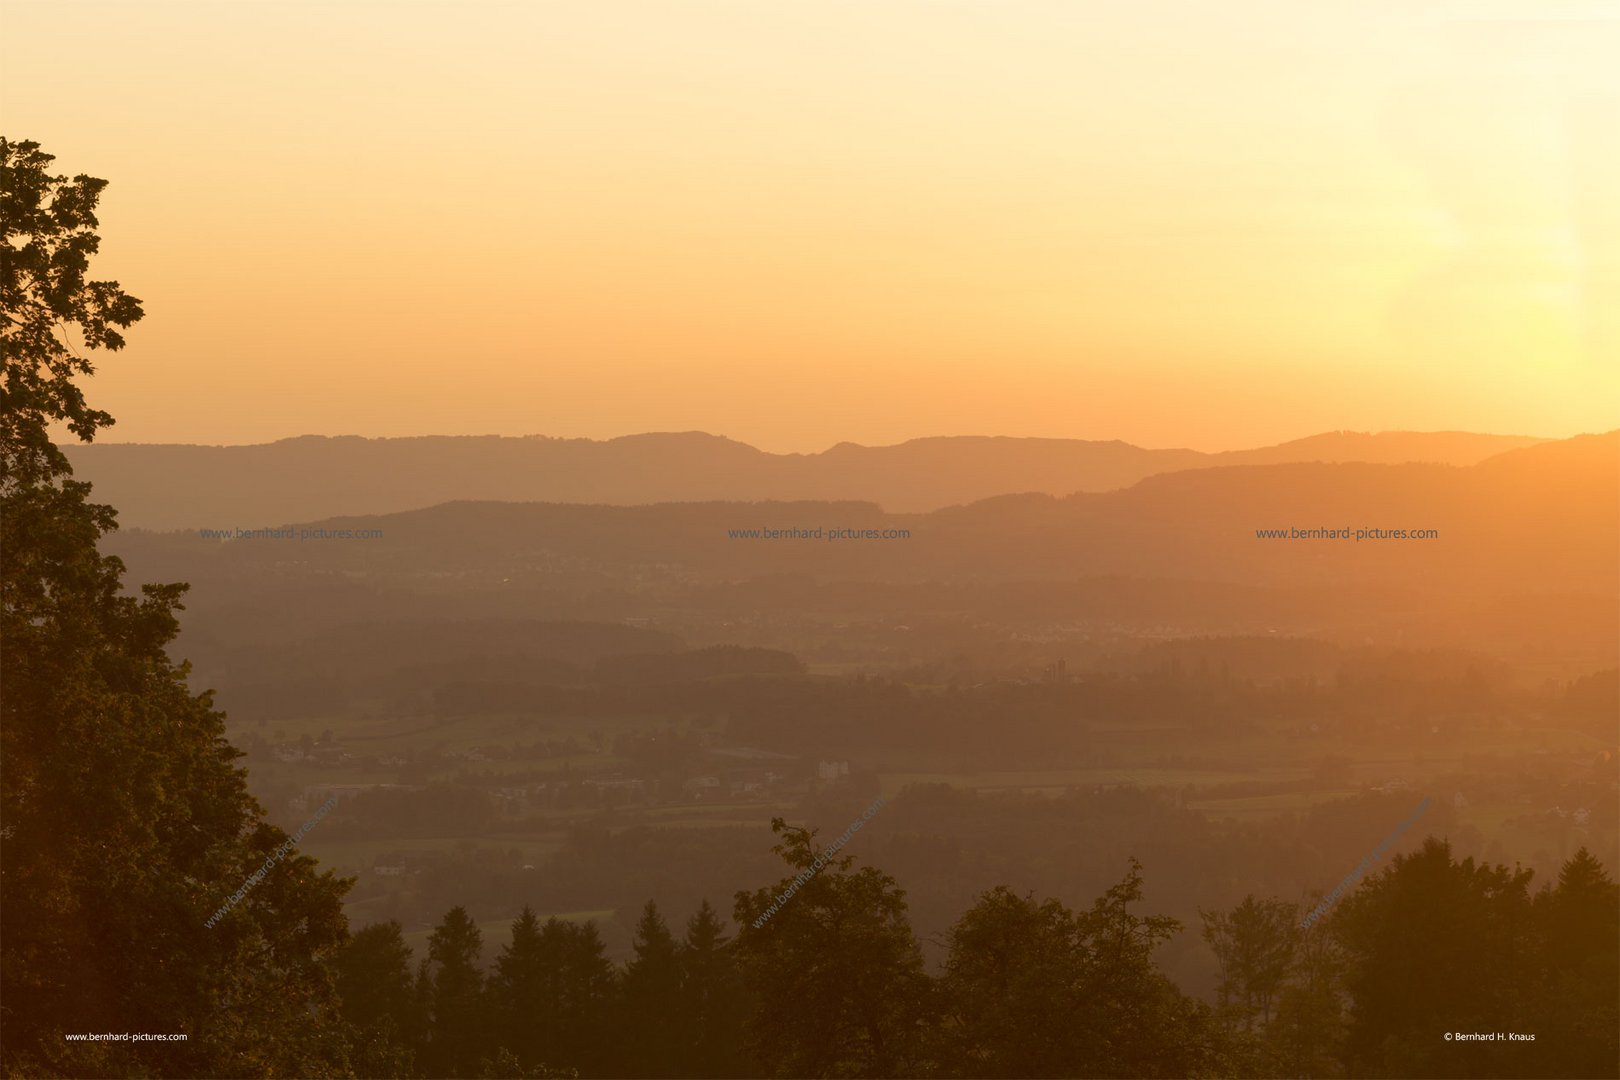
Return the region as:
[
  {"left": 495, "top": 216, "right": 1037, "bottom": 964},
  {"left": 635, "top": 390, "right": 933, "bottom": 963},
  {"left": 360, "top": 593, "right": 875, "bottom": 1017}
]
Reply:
[
  {"left": 423, "top": 907, "right": 487, "bottom": 1078},
  {"left": 1334, "top": 837, "right": 1539, "bottom": 1078},
  {"left": 619, "top": 901, "right": 683, "bottom": 1076},
  {"left": 678, "top": 900, "right": 748, "bottom": 1078},
  {"left": 554, "top": 919, "right": 618, "bottom": 1077},
  {"left": 488, "top": 906, "right": 558, "bottom": 1070},
  {"left": 1529, "top": 848, "right": 1619, "bottom": 1078},
  {"left": 337, "top": 921, "right": 419, "bottom": 1077},
  {"left": 486, "top": 912, "right": 618, "bottom": 1077}
]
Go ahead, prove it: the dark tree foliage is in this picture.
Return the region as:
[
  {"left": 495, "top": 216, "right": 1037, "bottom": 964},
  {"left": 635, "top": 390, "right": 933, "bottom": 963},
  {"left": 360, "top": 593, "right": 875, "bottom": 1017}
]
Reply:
[
  {"left": 1, "top": 138, "right": 355, "bottom": 1078},
  {"left": 931, "top": 865, "right": 1225, "bottom": 1078},
  {"left": 335, "top": 921, "right": 420, "bottom": 1078},
  {"left": 1200, "top": 895, "right": 1298, "bottom": 1032},
  {"left": 934, "top": 886, "right": 1091, "bottom": 1077},
  {"left": 733, "top": 818, "right": 935, "bottom": 1078},
  {"left": 1266, "top": 916, "right": 1348, "bottom": 1078},
  {"left": 1, "top": 140, "right": 141, "bottom": 487},
  {"left": 1334, "top": 838, "right": 1618, "bottom": 1079},
  {"left": 620, "top": 901, "right": 684, "bottom": 1076},
  {"left": 366, "top": 834, "right": 1618, "bottom": 1080},
  {"left": 488, "top": 906, "right": 551, "bottom": 1068},
  {"left": 1530, "top": 848, "right": 1620, "bottom": 1078},
  {"left": 676, "top": 899, "right": 749, "bottom": 1078},
  {"left": 485, "top": 908, "right": 617, "bottom": 1077},
  {"left": 537, "top": 918, "right": 618, "bottom": 1075},
  {"left": 422, "top": 906, "right": 487, "bottom": 1079}
]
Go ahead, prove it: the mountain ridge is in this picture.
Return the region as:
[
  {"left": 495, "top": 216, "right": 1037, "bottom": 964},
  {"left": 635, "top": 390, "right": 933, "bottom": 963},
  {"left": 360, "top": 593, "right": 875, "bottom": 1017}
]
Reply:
[
  {"left": 107, "top": 431, "right": 1617, "bottom": 600},
  {"left": 64, "top": 428, "right": 1559, "bottom": 530}
]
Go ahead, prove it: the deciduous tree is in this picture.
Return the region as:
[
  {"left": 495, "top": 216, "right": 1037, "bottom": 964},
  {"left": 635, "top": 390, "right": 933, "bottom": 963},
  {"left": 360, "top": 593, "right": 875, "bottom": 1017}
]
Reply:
[
  {"left": 733, "top": 818, "right": 933, "bottom": 1078},
  {"left": 1, "top": 136, "right": 354, "bottom": 1079}
]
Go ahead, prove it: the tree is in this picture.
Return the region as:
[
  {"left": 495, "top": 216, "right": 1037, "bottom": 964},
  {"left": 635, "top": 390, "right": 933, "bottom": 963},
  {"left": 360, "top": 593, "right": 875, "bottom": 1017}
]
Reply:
[
  {"left": 486, "top": 910, "right": 617, "bottom": 1077},
  {"left": 1068, "top": 859, "right": 1221, "bottom": 1078},
  {"left": 677, "top": 899, "right": 748, "bottom": 1078},
  {"left": 1199, "top": 895, "right": 1298, "bottom": 1031},
  {"left": 423, "top": 906, "right": 487, "bottom": 1078},
  {"left": 933, "top": 886, "right": 1090, "bottom": 1077},
  {"left": 488, "top": 906, "right": 549, "bottom": 1068},
  {"left": 1334, "top": 837, "right": 1539, "bottom": 1078},
  {"left": 1, "top": 139, "right": 142, "bottom": 486},
  {"left": 336, "top": 921, "right": 420, "bottom": 1077},
  {"left": 487, "top": 906, "right": 616, "bottom": 1075},
  {"left": 935, "top": 864, "right": 1222, "bottom": 1078},
  {"left": 1, "top": 137, "right": 354, "bottom": 1078},
  {"left": 1527, "top": 848, "right": 1619, "bottom": 1078},
  {"left": 732, "top": 817, "right": 933, "bottom": 1078},
  {"left": 620, "top": 901, "right": 683, "bottom": 1076},
  {"left": 1268, "top": 916, "right": 1348, "bottom": 1078},
  {"left": 546, "top": 919, "right": 618, "bottom": 1077}
]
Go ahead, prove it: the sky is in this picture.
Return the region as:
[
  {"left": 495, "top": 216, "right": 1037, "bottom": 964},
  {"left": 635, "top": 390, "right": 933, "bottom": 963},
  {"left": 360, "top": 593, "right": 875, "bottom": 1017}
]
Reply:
[{"left": 4, "top": 0, "right": 1617, "bottom": 452}]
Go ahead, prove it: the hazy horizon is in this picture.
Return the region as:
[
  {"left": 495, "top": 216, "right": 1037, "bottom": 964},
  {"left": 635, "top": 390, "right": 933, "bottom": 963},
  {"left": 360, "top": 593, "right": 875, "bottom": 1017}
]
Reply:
[
  {"left": 52, "top": 424, "right": 1583, "bottom": 454},
  {"left": 7, "top": 0, "right": 1618, "bottom": 453},
  {"left": 5, "top": 2, "right": 1616, "bottom": 1077}
]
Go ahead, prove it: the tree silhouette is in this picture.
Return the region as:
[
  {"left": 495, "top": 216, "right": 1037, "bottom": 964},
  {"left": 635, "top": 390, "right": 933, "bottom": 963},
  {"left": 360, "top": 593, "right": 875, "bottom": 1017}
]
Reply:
[
  {"left": 336, "top": 920, "right": 420, "bottom": 1077},
  {"left": 1, "top": 136, "right": 354, "bottom": 1078},
  {"left": 1199, "top": 895, "right": 1298, "bottom": 1031},
  {"left": 621, "top": 901, "right": 683, "bottom": 1076},
  {"left": 733, "top": 817, "right": 933, "bottom": 1078},
  {"left": 1335, "top": 838, "right": 1538, "bottom": 1078},
  {"left": 488, "top": 906, "right": 549, "bottom": 1068},
  {"left": 1528, "top": 848, "right": 1619, "bottom": 1078},
  {"left": 423, "top": 906, "right": 487, "bottom": 1078},
  {"left": 677, "top": 899, "right": 749, "bottom": 1078}
]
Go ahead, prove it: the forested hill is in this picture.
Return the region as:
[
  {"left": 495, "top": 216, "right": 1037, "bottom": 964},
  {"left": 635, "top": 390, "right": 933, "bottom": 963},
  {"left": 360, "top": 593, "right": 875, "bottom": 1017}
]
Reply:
[
  {"left": 65, "top": 428, "right": 1545, "bottom": 528},
  {"left": 109, "top": 432, "right": 1618, "bottom": 598}
]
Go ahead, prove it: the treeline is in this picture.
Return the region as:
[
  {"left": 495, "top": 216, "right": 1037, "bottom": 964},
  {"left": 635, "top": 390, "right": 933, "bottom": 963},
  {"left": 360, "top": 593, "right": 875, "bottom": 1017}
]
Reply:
[{"left": 325, "top": 829, "right": 1619, "bottom": 1080}]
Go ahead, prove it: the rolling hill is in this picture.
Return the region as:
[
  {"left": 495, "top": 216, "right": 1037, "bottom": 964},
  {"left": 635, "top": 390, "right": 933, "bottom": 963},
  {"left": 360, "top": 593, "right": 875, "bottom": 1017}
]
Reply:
[{"left": 64, "top": 429, "right": 1547, "bottom": 529}]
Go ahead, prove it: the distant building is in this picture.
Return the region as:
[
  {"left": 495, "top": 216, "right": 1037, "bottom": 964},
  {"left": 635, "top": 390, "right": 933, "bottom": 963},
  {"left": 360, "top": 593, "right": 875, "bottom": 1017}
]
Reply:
[
  {"left": 727, "top": 768, "right": 777, "bottom": 798},
  {"left": 492, "top": 786, "right": 531, "bottom": 816},
  {"left": 683, "top": 775, "right": 722, "bottom": 797},
  {"left": 818, "top": 761, "right": 851, "bottom": 782}
]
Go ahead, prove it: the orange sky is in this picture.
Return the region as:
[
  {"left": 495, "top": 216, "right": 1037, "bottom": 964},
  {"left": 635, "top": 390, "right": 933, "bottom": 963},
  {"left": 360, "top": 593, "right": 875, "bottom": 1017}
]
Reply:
[{"left": 4, "top": 0, "right": 1617, "bottom": 452}]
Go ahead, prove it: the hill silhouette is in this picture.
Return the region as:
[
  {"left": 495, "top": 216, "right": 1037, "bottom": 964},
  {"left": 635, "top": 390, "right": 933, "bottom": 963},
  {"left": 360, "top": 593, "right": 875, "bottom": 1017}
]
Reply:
[
  {"left": 109, "top": 431, "right": 1615, "bottom": 598},
  {"left": 64, "top": 429, "right": 1544, "bottom": 529},
  {"left": 100, "top": 431, "right": 1617, "bottom": 716}
]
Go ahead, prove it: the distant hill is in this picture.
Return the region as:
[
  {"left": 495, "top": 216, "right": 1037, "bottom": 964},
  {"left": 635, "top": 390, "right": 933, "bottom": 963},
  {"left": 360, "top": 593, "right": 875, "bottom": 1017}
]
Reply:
[
  {"left": 100, "top": 432, "right": 1617, "bottom": 696},
  {"left": 63, "top": 429, "right": 1545, "bottom": 529},
  {"left": 107, "top": 431, "right": 1616, "bottom": 598}
]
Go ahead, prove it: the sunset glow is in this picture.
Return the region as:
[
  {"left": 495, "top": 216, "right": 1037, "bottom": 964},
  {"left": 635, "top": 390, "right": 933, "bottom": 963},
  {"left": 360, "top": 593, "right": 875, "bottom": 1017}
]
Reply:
[{"left": 4, "top": 0, "right": 1616, "bottom": 450}]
